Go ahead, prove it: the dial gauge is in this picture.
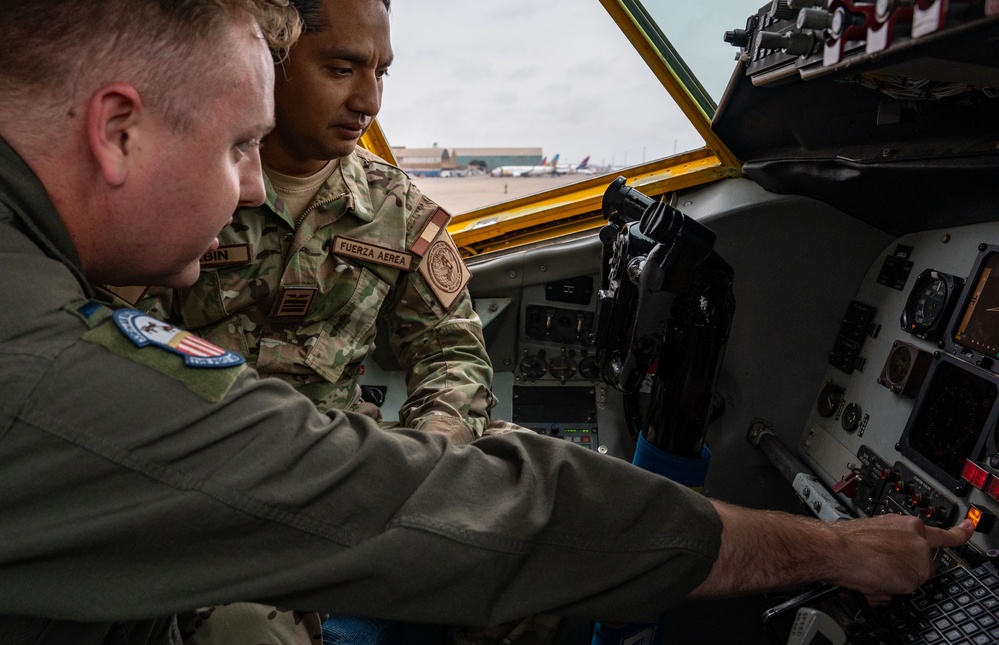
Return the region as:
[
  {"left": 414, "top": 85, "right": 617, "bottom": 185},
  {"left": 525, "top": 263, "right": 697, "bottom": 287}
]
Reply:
[
  {"left": 841, "top": 402, "right": 862, "bottom": 432},
  {"left": 900, "top": 269, "right": 963, "bottom": 342},
  {"left": 817, "top": 383, "right": 842, "bottom": 418}
]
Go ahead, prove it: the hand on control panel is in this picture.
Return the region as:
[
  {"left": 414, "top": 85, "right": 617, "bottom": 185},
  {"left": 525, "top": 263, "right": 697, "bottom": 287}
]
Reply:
[
  {"left": 831, "top": 514, "right": 975, "bottom": 599},
  {"left": 693, "top": 502, "right": 975, "bottom": 600}
]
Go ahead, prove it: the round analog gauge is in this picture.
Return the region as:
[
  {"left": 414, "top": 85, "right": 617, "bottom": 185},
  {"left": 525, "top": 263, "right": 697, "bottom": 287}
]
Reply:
[
  {"left": 578, "top": 356, "right": 600, "bottom": 380},
  {"left": 886, "top": 344, "right": 913, "bottom": 386},
  {"left": 548, "top": 355, "right": 577, "bottom": 382},
  {"left": 519, "top": 354, "right": 547, "bottom": 379},
  {"left": 900, "top": 269, "right": 963, "bottom": 342},
  {"left": 817, "top": 383, "right": 843, "bottom": 418},
  {"left": 841, "top": 402, "right": 862, "bottom": 432},
  {"left": 911, "top": 277, "right": 947, "bottom": 327}
]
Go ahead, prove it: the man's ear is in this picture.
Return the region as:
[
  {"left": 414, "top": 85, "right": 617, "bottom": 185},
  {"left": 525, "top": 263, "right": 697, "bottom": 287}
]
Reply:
[{"left": 86, "top": 83, "right": 143, "bottom": 187}]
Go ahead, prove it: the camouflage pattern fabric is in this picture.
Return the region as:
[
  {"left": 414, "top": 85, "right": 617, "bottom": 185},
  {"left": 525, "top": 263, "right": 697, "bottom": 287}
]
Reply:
[{"left": 141, "top": 147, "right": 497, "bottom": 445}]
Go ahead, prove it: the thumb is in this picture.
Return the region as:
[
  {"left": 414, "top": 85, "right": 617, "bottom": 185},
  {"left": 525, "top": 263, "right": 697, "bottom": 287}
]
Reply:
[{"left": 927, "top": 519, "right": 975, "bottom": 549}]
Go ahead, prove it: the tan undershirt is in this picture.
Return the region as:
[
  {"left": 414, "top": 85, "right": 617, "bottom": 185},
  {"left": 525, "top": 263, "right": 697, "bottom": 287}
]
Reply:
[{"left": 266, "top": 159, "right": 340, "bottom": 224}]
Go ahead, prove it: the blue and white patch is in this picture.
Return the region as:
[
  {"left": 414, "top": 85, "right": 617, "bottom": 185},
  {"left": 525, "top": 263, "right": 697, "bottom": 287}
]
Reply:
[{"left": 113, "top": 308, "right": 244, "bottom": 368}]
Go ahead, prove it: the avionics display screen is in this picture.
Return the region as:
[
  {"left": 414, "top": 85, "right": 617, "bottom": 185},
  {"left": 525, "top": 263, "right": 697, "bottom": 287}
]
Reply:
[
  {"left": 954, "top": 252, "right": 999, "bottom": 357},
  {"left": 904, "top": 360, "right": 996, "bottom": 482}
]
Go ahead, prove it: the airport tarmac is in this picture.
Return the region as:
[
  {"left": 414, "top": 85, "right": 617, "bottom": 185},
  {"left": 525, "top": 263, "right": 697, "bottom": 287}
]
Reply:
[{"left": 411, "top": 174, "right": 590, "bottom": 214}]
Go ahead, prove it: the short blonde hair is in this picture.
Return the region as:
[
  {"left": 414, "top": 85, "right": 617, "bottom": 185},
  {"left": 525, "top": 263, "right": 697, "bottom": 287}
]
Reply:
[{"left": 0, "top": 0, "right": 301, "bottom": 135}]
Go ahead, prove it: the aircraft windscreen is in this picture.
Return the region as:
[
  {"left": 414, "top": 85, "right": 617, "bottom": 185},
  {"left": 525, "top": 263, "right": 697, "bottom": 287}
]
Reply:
[
  {"left": 374, "top": 0, "right": 716, "bottom": 212},
  {"left": 640, "top": 0, "right": 763, "bottom": 106}
]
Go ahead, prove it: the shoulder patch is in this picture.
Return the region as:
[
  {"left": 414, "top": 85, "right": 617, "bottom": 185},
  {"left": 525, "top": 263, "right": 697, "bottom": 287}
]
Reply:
[
  {"left": 418, "top": 232, "right": 471, "bottom": 310},
  {"left": 409, "top": 207, "right": 452, "bottom": 257},
  {"left": 113, "top": 309, "right": 245, "bottom": 368}
]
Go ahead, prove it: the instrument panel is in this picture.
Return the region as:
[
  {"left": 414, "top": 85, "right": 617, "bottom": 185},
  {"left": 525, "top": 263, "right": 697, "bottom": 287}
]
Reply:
[{"left": 801, "top": 234, "right": 999, "bottom": 553}]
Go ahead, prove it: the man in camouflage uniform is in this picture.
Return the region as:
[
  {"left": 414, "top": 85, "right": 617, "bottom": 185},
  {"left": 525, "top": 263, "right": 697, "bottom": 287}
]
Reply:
[
  {"left": 139, "top": 0, "right": 492, "bottom": 447},
  {"left": 123, "top": 0, "right": 506, "bottom": 641},
  {"left": 146, "top": 145, "right": 493, "bottom": 445}
]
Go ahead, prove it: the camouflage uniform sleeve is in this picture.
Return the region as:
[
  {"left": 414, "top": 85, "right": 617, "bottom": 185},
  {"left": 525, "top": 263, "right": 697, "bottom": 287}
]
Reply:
[
  {"left": 386, "top": 187, "right": 496, "bottom": 444},
  {"left": 389, "top": 279, "right": 496, "bottom": 445}
]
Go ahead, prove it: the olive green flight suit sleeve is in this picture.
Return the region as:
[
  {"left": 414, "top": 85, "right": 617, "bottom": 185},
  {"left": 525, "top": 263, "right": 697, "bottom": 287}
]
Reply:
[{"left": 1, "top": 305, "right": 721, "bottom": 627}]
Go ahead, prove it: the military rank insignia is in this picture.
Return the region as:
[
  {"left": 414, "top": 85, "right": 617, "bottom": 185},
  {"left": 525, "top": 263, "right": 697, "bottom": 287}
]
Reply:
[
  {"left": 409, "top": 206, "right": 470, "bottom": 310},
  {"left": 112, "top": 309, "right": 244, "bottom": 368}
]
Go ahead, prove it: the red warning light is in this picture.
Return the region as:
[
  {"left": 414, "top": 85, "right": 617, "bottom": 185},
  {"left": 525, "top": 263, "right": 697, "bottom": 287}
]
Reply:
[
  {"left": 961, "top": 460, "right": 990, "bottom": 490},
  {"left": 986, "top": 476, "right": 999, "bottom": 501}
]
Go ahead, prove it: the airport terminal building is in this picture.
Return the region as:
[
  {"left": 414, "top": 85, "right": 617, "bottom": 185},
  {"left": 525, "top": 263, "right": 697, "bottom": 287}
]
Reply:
[{"left": 391, "top": 146, "right": 543, "bottom": 176}]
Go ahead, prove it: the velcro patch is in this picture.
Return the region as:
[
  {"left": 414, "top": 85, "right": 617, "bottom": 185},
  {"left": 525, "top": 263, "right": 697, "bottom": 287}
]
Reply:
[
  {"left": 201, "top": 243, "right": 253, "bottom": 268},
  {"left": 113, "top": 309, "right": 244, "bottom": 368},
  {"left": 418, "top": 232, "right": 471, "bottom": 310},
  {"left": 409, "top": 207, "right": 451, "bottom": 257},
  {"left": 333, "top": 236, "right": 413, "bottom": 270},
  {"left": 274, "top": 287, "right": 317, "bottom": 318}
]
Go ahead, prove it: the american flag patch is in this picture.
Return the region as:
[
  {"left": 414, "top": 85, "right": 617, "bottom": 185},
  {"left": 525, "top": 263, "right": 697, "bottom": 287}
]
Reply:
[{"left": 112, "top": 309, "right": 244, "bottom": 368}]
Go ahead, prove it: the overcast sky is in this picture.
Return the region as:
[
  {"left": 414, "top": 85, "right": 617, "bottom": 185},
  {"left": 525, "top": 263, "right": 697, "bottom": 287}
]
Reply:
[{"left": 376, "top": 0, "right": 756, "bottom": 168}]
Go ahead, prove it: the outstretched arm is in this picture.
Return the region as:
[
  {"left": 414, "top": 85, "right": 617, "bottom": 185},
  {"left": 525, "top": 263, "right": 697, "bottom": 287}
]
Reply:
[{"left": 691, "top": 500, "right": 975, "bottom": 598}]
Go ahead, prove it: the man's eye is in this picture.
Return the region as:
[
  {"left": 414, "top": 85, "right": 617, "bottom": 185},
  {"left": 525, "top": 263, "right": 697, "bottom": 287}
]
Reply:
[
  {"left": 377, "top": 69, "right": 390, "bottom": 80},
  {"left": 236, "top": 139, "right": 261, "bottom": 154},
  {"left": 326, "top": 67, "right": 351, "bottom": 77}
]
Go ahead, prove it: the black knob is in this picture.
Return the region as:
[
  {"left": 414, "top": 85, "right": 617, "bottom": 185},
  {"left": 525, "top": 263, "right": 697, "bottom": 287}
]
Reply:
[
  {"left": 797, "top": 7, "right": 834, "bottom": 30},
  {"left": 724, "top": 29, "right": 751, "bottom": 48},
  {"left": 757, "top": 30, "right": 788, "bottom": 51},
  {"left": 770, "top": 0, "right": 797, "bottom": 20},
  {"left": 922, "top": 505, "right": 949, "bottom": 524},
  {"left": 783, "top": 31, "right": 817, "bottom": 55}
]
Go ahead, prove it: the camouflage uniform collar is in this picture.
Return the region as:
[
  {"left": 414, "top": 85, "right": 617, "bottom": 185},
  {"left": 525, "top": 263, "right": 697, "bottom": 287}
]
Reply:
[
  {"left": 261, "top": 150, "right": 376, "bottom": 229},
  {"left": 335, "top": 148, "right": 377, "bottom": 224}
]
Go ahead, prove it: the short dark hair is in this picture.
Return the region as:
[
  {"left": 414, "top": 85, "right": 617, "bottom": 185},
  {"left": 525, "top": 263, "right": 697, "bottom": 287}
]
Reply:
[{"left": 289, "top": 0, "right": 391, "bottom": 33}]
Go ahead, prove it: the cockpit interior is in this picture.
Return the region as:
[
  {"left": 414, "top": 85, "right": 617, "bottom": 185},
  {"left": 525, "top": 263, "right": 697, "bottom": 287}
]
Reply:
[{"left": 358, "top": 1, "right": 999, "bottom": 642}]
